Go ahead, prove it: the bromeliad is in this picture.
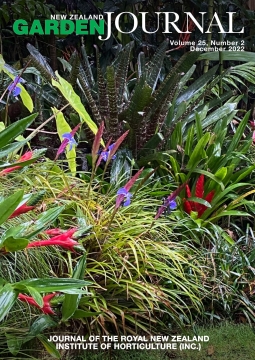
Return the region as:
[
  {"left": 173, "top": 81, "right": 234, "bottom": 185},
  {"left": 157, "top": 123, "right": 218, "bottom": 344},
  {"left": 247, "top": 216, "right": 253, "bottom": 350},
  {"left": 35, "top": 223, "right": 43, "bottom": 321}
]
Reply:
[
  {"left": 0, "top": 151, "right": 33, "bottom": 176},
  {"left": 55, "top": 123, "right": 81, "bottom": 160},
  {"left": 115, "top": 168, "right": 144, "bottom": 209},
  {"left": 9, "top": 203, "right": 35, "bottom": 218},
  {"left": 18, "top": 293, "right": 56, "bottom": 315},
  {"left": 155, "top": 182, "right": 187, "bottom": 219},
  {"left": 183, "top": 175, "right": 215, "bottom": 217},
  {"left": 8, "top": 76, "right": 22, "bottom": 97},
  {"left": 27, "top": 228, "right": 79, "bottom": 251}
]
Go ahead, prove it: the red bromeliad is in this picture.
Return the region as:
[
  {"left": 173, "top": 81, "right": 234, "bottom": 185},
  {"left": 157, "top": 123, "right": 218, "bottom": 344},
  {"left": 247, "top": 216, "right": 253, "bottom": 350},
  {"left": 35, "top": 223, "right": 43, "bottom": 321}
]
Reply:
[
  {"left": 27, "top": 228, "right": 79, "bottom": 251},
  {"left": 0, "top": 151, "right": 33, "bottom": 176},
  {"left": 18, "top": 293, "right": 56, "bottom": 314},
  {"left": 43, "top": 228, "right": 64, "bottom": 236},
  {"left": 9, "top": 203, "right": 35, "bottom": 218},
  {"left": 183, "top": 175, "right": 215, "bottom": 217}
]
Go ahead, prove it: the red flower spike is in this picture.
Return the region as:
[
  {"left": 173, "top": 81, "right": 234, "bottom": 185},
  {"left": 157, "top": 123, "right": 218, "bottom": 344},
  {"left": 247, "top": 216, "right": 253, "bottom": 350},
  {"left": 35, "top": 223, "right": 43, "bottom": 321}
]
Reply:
[
  {"left": 185, "top": 184, "right": 192, "bottom": 198},
  {"left": 0, "top": 151, "right": 33, "bottom": 176},
  {"left": 48, "top": 228, "right": 78, "bottom": 241},
  {"left": 9, "top": 204, "right": 35, "bottom": 218},
  {"left": 205, "top": 190, "right": 215, "bottom": 203},
  {"left": 27, "top": 227, "right": 79, "bottom": 252},
  {"left": 184, "top": 184, "right": 196, "bottom": 212},
  {"left": 18, "top": 151, "right": 34, "bottom": 162},
  {"left": 195, "top": 175, "right": 204, "bottom": 199},
  {"left": 183, "top": 177, "right": 215, "bottom": 217},
  {"left": 26, "top": 238, "right": 79, "bottom": 252},
  {"left": 44, "top": 228, "right": 64, "bottom": 236},
  {"left": 18, "top": 293, "right": 56, "bottom": 315},
  {"left": 183, "top": 199, "right": 193, "bottom": 214}
]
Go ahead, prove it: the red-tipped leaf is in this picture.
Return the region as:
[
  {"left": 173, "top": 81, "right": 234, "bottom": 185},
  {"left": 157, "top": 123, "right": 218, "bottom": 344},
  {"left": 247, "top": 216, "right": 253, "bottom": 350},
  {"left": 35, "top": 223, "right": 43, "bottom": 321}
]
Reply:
[
  {"left": 92, "top": 121, "right": 104, "bottom": 166},
  {"left": 155, "top": 182, "right": 188, "bottom": 219},
  {"left": 105, "top": 130, "right": 129, "bottom": 164}
]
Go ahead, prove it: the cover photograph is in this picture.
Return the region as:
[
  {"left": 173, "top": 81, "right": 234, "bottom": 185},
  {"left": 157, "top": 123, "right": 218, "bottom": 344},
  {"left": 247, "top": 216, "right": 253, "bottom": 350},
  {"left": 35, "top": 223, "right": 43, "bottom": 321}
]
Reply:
[{"left": 0, "top": 0, "right": 255, "bottom": 359}]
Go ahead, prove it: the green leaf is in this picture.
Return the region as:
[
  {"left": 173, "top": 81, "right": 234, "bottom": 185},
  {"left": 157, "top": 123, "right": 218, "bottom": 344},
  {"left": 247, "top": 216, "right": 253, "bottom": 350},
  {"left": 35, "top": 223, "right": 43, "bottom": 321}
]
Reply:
[
  {"left": 0, "top": 54, "right": 5, "bottom": 71},
  {"left": 226, "top": 111, "right": 250, "bottom": 155},
  {"left": 29, "top": 316, "right": 57, "bottom": 336},
  {"left": 53, "top": 108, "right": 77, "bottom": 175},
  {"left": 27, "top": 287, "right": 43, "bottom": 308},
  {"left": 6, "top": 332, "right": 23, "bottom": 356},
  {"left": 186, "top": 133, "right": 210, "bottom": 171},
  {"left": 2, "top": 236, "right": 28, "bottom": 252},
  {"left": 221, "top": 231, "right": 235, "bottom": 245},
  {"left": 199, "top": 51, "right": 255, "bottom": 62},
  {"left": 23, "top": 316, "right": 58, "bottom": 344},
  {"left": 0, "top": 284, "right": 17, "bottom": 322},
  {"left": 52, "top": 73, "right": 98, "bottom": 136},
  {"left": 72, "top": 309, "right": 101, "bottom": 319},
  {"left": 0, "top": 114, "right": 37, "bottom": 150},
  {"left": 176, "top": 65, "right": 218, "bottom": 106},
  {"left": 37, "top": 335, "right": 61, "bottom": 359},
  {"left": 195, "top": 113, "right": 203, "bottom": 141},
  {"left": 187, "top": 197, "right": 211, "bottom": 208},
  {"left": 24, "top": 206, "right": 65, "bottom": 238},
  {"left": 202, "top": 104, "right": 237, "bottom": 129},
  {"left": 110, "top": 149, "right": 132, "bottom": 187},
  {"left": 62, "top": 254, "right": 87, "bottom": 321},
  {"left": 184, "top": 125, "right": 194, "bottom": 157},
  {"left": 209, "top": 210, "right": 251, "bottom": 221},
  {"left": 14, "top": 278, "right": 92, "bottom": 293},
  {"left": 0, "top": 140, "right": 28, "bottom": 159},
  {"left": 0, "top": 190, "right": 23, "bottom": 226},
  {"left": 232, "top": 163, "right": 255, "bottom": 184},
  {"left": 192, "top": 168, "right": 225, "bottom": 191}
]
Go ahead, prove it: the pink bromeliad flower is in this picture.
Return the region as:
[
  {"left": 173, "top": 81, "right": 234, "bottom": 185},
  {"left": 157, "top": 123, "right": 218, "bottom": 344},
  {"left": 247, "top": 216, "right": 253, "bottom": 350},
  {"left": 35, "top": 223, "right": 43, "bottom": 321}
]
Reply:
[
  {"left": 18, "top": 293, "right": 56, "bottom": 315},
  {"left": 27, "top": 228, "right": 79, "bottom": 251},
  {"left": 0, "top": 151, "right": 33, "bottom": 176}
]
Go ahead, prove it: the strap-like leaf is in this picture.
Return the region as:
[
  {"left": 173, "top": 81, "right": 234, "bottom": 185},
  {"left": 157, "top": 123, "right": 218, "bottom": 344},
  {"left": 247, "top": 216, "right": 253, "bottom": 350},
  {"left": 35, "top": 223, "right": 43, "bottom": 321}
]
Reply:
[{"left": 106, "top": 66, "right": 118, "bottom": 138}]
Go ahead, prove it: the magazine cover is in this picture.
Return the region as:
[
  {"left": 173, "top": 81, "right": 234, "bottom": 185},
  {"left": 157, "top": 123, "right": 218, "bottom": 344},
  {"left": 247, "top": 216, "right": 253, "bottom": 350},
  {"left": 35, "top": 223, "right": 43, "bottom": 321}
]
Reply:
[{"left": 1, "top": 0, "right": 255, "bottom": 359}]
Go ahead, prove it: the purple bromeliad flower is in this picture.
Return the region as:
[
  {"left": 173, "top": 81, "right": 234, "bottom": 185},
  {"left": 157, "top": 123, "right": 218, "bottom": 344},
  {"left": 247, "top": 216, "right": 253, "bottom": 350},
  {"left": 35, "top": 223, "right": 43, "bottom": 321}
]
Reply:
[
  {"left": 116, "top": 187, "right": 132, "bottom": 207},
  {"left": 168, "top": 199, "right": 177, "bottom": 210},
  {"left": 99, "top": 143, "right": 116, "bottom": 162},
  {"left": 8, "top": 76, "right": 22, "bottom": 96},
  {"left": 55, "top": 124, "right": 81, "bottom": 160},
  {"left": 62, "top": 132, "right": 77, "bottom": 151}
]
